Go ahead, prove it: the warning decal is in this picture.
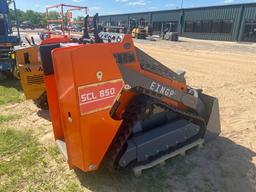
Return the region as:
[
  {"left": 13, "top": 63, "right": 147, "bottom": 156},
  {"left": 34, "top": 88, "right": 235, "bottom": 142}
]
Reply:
[{"left": 78, "top": 79, "right": 124, "bottom": 115}]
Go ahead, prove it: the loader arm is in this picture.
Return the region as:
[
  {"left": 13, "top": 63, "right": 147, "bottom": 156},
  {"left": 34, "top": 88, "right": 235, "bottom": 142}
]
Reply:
[{"left": 116, "top": 51, "right": 206, "bottom": 115}]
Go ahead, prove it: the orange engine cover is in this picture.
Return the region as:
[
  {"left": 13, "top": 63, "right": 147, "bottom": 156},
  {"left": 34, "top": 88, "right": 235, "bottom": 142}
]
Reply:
[
  {"left": 51, "top": 41, "right": 128, "bottom": 172},
  {"left": 41, "top": 35, "right": 71, "bottom": 45}
]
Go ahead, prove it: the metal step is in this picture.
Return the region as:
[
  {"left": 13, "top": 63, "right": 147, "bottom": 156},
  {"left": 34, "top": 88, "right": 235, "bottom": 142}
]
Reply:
[
  {"left": 56, "top": 140, "right": 68, "bottom": 161},
  {"left": 133, "top": 139, "right": 204, "bottom": 176}
]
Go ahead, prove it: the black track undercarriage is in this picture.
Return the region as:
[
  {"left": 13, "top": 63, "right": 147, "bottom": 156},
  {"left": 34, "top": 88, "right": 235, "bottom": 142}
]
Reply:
[
  {"left": 34, "top": 92, "right": 49, "bottom": 110},
  {"left": 105, "top": 93, "right": 206, "bottom": 170}
]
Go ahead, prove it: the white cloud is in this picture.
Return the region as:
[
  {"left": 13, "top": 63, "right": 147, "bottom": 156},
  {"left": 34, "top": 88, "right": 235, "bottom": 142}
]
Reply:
[
  {"left": 165, "top": 3, "right": 176, "bottom": 8},
  {"left": 116, "top": 0, "right": 129, "bottom": 2},
  {"left": 222, "top": 0, "right": 235, "bottom": 3},
  {"left": 148, "top": 6, "right": 157, "bottom": 10},
  {"left": 127, "top": 0, "right": 148, "bottom": 6},
  {"left": 115, "top": 0, "right": 150, "bottom": 7},
  {"left": 72, "top": 0, "right": 84, "bottom": 3},
  {"left": 90, "top": 6, "right": 101, "bottom": 10}
]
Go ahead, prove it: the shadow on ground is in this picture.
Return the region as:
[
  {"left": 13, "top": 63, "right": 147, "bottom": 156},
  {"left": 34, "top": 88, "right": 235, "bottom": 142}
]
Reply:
[
  {"left": 37, "top": 109, "right": 51, "bottom": 121},
  {"left": 0, "top": 78, "right": 22, "bottom": 92},
  {"left": 75, "top": 137, "right": 256, "bottom": 192}
]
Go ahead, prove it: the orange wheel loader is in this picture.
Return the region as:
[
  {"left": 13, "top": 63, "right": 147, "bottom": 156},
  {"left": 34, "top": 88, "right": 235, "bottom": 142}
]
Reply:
[{"left": 38, "top": 33, "right": 221, "bottom": 173}]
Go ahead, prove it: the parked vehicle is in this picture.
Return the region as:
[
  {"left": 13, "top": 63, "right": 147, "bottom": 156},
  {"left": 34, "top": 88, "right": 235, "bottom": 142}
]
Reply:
[
  {"left": 161, "top": 22, "right": 179, "bottom": 41},
  {"left": 20, "top": 21, "right": 35, "bottom": 30}
]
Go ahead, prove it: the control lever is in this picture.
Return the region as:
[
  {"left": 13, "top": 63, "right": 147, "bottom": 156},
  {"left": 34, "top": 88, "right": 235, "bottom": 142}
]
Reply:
[
  {"left": 25, "top": 37, "right": 32, "bottom": 46},
  {"left": 93, "top": 13, "right": 103, "bottom": 43}
]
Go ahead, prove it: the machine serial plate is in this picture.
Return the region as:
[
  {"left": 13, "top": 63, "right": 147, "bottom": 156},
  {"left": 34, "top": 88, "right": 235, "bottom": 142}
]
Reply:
[{"left": 78, "top": 79, "right": 124, "bottom": 115}]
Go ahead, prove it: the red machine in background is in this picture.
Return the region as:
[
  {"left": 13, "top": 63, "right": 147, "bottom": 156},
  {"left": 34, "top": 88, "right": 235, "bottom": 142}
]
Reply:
[{"left": 42, "top": 4, "right": 88, "bottom": 44}]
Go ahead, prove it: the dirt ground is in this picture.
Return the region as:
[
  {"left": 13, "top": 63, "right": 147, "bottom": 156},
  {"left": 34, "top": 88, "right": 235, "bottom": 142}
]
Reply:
[
  {"left": 135, "top": 38, "right": 256, "bottom": 191},
  {"left": 1, "top": 37, "right": 256, "bottom": 192}
]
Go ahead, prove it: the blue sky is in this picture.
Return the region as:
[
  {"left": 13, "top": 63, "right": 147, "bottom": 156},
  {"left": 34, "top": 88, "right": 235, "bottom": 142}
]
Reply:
[{"left": 15, "top": 0, "right": 256, "bottom": 15}]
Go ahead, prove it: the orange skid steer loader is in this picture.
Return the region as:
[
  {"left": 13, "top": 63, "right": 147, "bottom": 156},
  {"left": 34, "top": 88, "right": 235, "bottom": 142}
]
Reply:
[{"left": 39, "top": 34, "right": 221, "bottom": 173}]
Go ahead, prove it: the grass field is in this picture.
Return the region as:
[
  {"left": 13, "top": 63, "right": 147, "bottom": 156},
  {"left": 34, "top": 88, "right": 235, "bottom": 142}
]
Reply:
[
  {"left": 0, "top": 79, "right": 23, "bottom": 105},
  {"left": 0, "top": 80, "right": 81, "bottom": 192}
]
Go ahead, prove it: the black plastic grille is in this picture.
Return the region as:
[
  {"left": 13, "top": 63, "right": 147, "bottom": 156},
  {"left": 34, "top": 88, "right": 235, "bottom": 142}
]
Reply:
[
  {"left": 114, "top": 51, "right": 136, "bottom": 65},
  {"left": 27, "top": 75, "right": 44, "bottom": 85}
]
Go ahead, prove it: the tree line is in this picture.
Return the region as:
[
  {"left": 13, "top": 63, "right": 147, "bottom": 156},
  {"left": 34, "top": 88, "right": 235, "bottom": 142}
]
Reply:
[{"left": 9, "top": 9, "right": 62, "bottom": 27}]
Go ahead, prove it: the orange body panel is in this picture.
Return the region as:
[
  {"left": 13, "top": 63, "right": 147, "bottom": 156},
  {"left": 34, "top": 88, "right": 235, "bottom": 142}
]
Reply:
[
  {"left": 41, "top": 36, "right": 71, "bottom": 45},
  {"left": 44, "top": 75, "right": 64, "bottom": 140},
  {"left": 51, "top": 43, "right": 125, "bottom": 171},
  {"left": 41, "top": 36, "right": 73, "bottom": 146}
]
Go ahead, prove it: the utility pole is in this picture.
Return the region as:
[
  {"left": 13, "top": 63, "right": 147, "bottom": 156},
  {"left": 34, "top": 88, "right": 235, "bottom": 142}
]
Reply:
[{"left": 181, "top": 0, "right": 184, "bottom": 9}]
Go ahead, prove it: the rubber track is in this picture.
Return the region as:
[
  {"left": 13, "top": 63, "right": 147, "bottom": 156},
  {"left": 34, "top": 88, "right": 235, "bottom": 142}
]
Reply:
[
  {"left": 105, "top": 95, "right": 150, "bottom": 169},
  {"left": 105, "top": 94, "right": 206, "bottom": 169},
  {"left": 34, "top": 92, "right": 49, "bottom": 110}
]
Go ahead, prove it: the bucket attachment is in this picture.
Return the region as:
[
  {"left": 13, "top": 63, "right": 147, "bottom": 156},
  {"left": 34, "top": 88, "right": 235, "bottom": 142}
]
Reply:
[{"left": 200, "top": 93, "right": 221, "bottom": 142}]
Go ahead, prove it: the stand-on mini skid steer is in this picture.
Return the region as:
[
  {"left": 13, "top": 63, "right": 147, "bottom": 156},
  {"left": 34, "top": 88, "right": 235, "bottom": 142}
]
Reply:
[{"left": 39, "top": 33, "right": 221, "bottom": 173}]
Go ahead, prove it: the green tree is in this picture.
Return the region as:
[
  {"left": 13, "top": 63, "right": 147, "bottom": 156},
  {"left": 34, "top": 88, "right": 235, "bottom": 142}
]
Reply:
[
  {"left": 9, "top": 9, "right": 24, "bottom": 22},
  {"left": 47, "top": 11, "right": 60, "bottom": 20},
  {"left": 9, "top": 9, "right": 47, "bottom": 27}
]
